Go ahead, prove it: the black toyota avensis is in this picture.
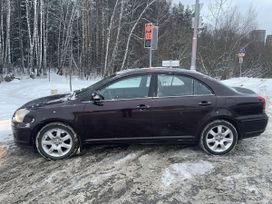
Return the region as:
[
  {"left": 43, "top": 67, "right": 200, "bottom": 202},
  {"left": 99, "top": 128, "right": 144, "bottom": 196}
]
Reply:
[{"left": 12, "top": 68, "right": 268, "bottom": 160}]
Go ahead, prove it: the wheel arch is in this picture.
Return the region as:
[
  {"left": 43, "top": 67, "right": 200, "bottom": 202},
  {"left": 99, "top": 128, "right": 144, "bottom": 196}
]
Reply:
[
  {"left": 197, "top": 115, "right": 240, "bottom": 140},
  {"left": 31, "top": 119, "right": 81, "bottom": 146}
]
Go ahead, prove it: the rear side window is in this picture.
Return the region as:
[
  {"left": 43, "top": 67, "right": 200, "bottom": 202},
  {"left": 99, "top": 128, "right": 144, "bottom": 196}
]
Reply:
[
  {"left": 157, "top": 74, "right": 213, "bottom": 97},
  {"left": 158, "top": 75, "right": 193, "bottom": 97},
  {"left": 194, "top": 80, "right": 213, "bottom": 95}
]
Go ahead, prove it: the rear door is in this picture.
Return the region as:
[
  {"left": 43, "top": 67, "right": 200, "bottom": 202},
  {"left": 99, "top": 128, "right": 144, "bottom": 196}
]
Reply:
[{"left": 151, "top": 73, "right": 216, "bottom": 139}]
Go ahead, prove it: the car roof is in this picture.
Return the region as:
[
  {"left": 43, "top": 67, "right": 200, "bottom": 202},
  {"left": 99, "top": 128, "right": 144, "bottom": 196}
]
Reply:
[
  {"left": 116, "top": 67, "right": 200, "bottom": 76},
  {"left": 115, "top": 67, "right": 237, "bottom": 96}
]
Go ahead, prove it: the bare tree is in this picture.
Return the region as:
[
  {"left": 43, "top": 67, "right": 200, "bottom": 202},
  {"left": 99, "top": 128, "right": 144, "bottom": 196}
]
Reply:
[
  {"left": 108, "top": 0, "right": 125, "bottom": 74},
  {"left": 103, "top": 0, "right": 119, "bottom": 75},
  {"left": 5, "top": 0, "right": 11, "bottom": 67},
  {"left": 1, "top": 0, "right": 270, "bottom": 80},
  {"left": 199, "top": 2, "right": 258, "bottom": 78},
  {"left": 121, "top": 0, "right": 158, "bottom": 70},
  {"left": 0, "top": 0, "right": 4, "bottom": 75}
]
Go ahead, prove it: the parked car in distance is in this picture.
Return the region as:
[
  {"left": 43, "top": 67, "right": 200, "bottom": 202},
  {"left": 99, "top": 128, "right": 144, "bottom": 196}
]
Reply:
[{"left": 12, "top": 68, "right": 268, "bottom": 160}]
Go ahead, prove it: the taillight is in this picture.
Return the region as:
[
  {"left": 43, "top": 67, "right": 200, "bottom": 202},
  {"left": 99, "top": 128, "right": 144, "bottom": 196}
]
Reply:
[{"left": 258, "top": 96, "right": 266, "bottom": 110}]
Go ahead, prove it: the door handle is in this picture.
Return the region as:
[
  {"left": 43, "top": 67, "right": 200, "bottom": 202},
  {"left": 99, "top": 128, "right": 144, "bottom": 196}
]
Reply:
[
  {"left": 136, "top": 104, "right": 150, "bottom": 110},
  {"left": 198, "top": 101, "right": 212, "bottom": 106}
]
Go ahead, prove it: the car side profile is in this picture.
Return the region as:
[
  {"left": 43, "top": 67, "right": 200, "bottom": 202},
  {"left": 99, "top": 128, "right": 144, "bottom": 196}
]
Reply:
[{"left": 12, "top": 68, "right": 268, "bottom": 160}]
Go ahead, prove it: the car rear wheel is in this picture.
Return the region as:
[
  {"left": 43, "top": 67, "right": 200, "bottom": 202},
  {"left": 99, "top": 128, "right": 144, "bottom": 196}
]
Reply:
[
  {"left": 200, "top": 120, "right": 238, "bottom": 155},
  {"left": 36, "top": 123, "right": 79, "bottom": 160}
]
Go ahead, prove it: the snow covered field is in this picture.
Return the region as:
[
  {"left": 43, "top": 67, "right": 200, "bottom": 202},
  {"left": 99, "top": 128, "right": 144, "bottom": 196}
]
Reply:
[{"left": 0, "top": 74, "right": 272, "bottom": 203}]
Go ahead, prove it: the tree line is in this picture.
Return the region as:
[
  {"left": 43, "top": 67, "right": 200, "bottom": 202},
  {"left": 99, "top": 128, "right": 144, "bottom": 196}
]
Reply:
[{"left": 0, "top": 0, "right": 271, "bottom": 81}]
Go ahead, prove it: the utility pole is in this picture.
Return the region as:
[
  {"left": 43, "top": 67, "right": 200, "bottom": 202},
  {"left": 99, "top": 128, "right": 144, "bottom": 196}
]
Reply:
[
  {"left": 190, "top": 0, "right": 200, "bottom": 71},
  {"left": 149, "top": 47, "right": 152, "bottom": 68}
]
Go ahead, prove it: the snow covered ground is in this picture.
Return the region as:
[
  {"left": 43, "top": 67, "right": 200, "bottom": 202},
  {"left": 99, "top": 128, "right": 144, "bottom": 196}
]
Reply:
[
  {"left": 0, "top": 73, "right": 97, "bottom": 120},
  {"left": 0, "top": 73, "right": 98, "bottom": 143},
  {"left": 0, "top": 75, "right": 272, "bottom": 203}
]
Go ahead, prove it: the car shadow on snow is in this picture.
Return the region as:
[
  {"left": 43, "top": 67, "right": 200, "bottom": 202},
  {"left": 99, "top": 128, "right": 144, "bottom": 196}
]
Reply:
[{"left": 1, "top": 140, "right": 197, "bottom": 163}]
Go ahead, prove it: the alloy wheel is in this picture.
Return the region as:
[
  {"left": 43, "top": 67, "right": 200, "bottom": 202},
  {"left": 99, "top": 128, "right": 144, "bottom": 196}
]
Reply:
[
  {"left": 200, "top": 120, "right": 238, "bottom": 155},
  {"left": 36, "top": 123, "right": 79, "bottom": 160},
  {"left": 205, "top": 125, "right": 234, "bottom": 153},
  {"left": 41, "top": 128, "right": 73, "bottom": 158}
]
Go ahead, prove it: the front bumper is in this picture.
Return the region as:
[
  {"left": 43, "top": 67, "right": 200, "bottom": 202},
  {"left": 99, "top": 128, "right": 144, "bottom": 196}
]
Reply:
[
  {"left": 237, "top": 113, "right": 268, "bottom": 139},
  {"left": 12, "top": 122, "right": 33, "bottom": 146}
]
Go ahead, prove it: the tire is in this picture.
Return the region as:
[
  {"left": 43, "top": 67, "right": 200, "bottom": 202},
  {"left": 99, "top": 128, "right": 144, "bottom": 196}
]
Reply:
[
  {"left": 200, "top": 120, "right": 238, "bottom": 155},
  {"left": 36, "top": 122, "right": 79, "bottom": 160}
]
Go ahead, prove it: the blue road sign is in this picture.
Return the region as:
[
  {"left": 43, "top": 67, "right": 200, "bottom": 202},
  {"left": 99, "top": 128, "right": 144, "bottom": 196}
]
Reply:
[{"left": 239, "top": 48, "right": 246, "bottom": 53}]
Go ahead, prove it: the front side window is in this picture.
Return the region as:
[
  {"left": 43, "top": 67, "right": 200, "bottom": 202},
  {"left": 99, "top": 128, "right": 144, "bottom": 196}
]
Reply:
[
  {"left": 99, "top": 75, "right": 151, "bottom": 100},
  {"left": 157, "top": 74, "right": 213, "bottom": 97}
]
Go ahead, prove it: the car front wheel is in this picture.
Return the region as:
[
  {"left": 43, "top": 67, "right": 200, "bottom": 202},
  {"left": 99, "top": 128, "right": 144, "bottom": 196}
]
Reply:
[
  {"left": 36, "top": 122, "right": 79, "bottom": 160},
  {"left": 200, "top": 120, "right": 238, "bottom": 155}
]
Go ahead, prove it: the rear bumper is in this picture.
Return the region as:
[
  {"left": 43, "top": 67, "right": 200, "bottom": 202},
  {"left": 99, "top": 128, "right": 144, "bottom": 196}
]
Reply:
[
  {"left": 236, "top": 113, "right": 268, "bottom": 139},
  {"left": 12, "top": 122, "right": 33, "bottom": 146}
]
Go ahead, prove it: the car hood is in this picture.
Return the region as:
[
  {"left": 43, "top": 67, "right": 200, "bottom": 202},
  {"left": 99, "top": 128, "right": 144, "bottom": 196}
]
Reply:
[{"left": 21, "top": 94, "right": 71, "bottom": 109}]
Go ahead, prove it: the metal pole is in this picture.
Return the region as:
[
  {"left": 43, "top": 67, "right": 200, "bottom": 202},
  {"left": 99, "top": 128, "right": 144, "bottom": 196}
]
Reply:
[
  {"left": 48, "top": 66, "right": 50, "bottom": 82},
  {"left": 190, "top": 0, "right": 200, "bottom": 71},
  {"left": 69, "top": 44, "right": 73, "bottom": 92},
  {"left": 149, "top": 48, "right": 152, "bottom": 68},
  {"left": 239, "top": 63, "right": 242, "bottom": 77}
]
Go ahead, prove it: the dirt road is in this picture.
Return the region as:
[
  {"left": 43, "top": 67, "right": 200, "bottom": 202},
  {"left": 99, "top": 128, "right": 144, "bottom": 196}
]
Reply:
[{"left": 0, "top": 120, "right": 272, "bottom": 204}]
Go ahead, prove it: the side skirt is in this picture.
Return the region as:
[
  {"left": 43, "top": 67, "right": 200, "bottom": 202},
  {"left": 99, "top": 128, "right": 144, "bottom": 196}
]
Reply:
[{"left": 84, "top": 135, "right": 196, "bottom": 144}]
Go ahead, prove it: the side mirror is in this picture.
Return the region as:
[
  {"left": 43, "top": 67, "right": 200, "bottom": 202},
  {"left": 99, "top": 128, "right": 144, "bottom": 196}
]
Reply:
[{"left": 91, "top": 92, "right": 104, "bottom": 105}]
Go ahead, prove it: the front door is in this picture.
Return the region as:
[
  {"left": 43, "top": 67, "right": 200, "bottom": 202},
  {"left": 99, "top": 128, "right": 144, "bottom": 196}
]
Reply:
[{"left": 82, "top": 74, "right": 154, "bottom": 142}]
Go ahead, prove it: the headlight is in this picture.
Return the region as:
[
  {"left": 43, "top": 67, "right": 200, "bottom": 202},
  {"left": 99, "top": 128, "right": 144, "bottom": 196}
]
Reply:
[{"left": 13, "top": 109, "right": 30, "bottom": 123}]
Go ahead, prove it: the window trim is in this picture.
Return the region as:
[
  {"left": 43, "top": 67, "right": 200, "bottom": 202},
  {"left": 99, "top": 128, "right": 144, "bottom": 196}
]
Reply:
[
  {"left": 102, "top": 97, "right": 153, "bottom": 103},
  {"left": 96, "top": 73, "right": 155, "bottom": 101},
  {"left": 151, "top": 94, "right": 215, "bottom": 100},
  {"left": 193, "top": 78, "right": 214, "bottom": 96},
  {"left": 154, "top": 73, "right": 215, "bottom": 98}
]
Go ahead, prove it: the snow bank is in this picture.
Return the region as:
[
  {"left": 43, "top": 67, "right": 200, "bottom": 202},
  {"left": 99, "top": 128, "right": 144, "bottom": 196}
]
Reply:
[
  {"left": 0, "top": 120, "right": 11, "bottom": 142},
  {"left": 222, "top": 77, "right": 272, "bottom": 98},
  {"left": 222, "top": 77, "right": 272, "bottom": 116},
  {"left": 0, "top": 73, "right": 99, "bottom": 120}
]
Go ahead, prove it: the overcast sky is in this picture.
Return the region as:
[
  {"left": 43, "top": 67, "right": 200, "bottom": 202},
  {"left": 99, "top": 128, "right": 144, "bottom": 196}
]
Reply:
[{"left": 173, "top": 0, "right": 272, "bottom": 35}]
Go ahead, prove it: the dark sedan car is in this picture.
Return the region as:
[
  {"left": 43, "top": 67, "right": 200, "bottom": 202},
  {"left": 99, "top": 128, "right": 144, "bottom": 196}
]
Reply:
[{"left": 12, "top": 68, "right": 268, "bottom": 160}]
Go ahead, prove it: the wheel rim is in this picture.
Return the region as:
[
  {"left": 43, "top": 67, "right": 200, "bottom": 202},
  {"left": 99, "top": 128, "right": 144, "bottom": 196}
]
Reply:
[
  {"left": 41, "top": 128, "right": 73, "bottom": 158},
  {"left": 206, "top": 125, "right": 234, "bottom": 153}
]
